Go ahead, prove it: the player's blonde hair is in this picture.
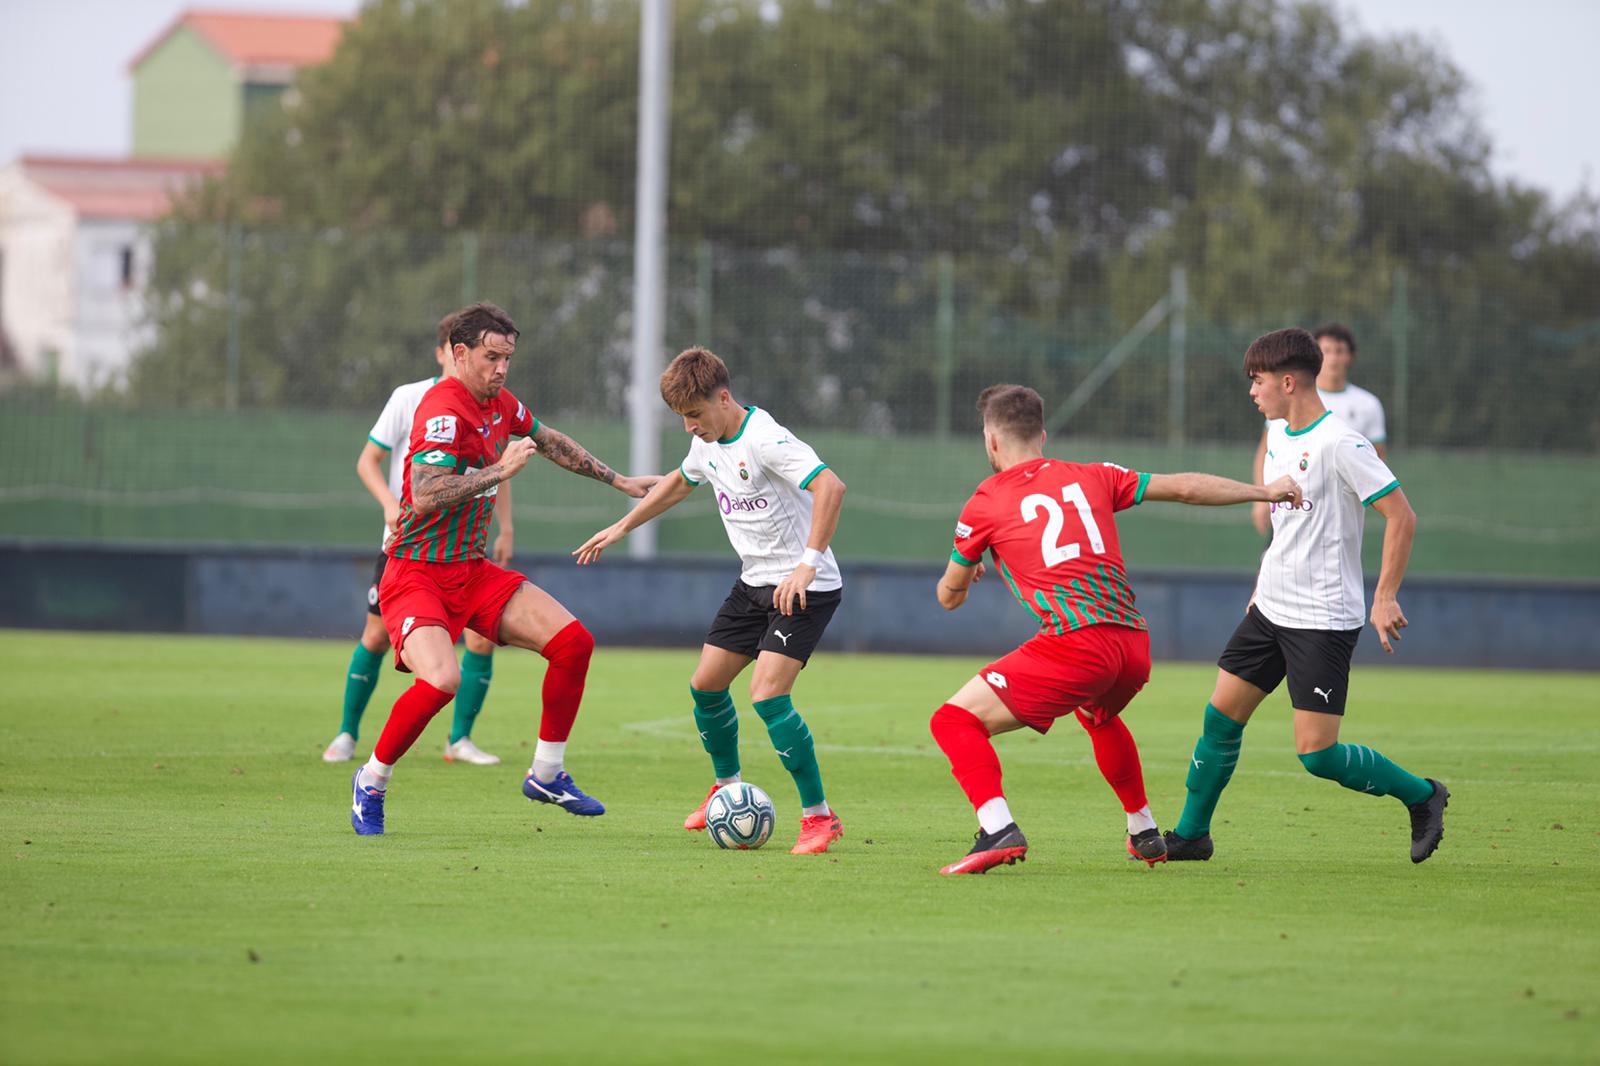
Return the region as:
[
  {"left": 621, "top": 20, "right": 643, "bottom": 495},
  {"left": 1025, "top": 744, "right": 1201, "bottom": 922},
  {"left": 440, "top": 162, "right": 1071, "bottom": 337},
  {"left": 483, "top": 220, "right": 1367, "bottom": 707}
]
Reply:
[{"left": 660, "top": 347, "right": 731, "bottom": 410}]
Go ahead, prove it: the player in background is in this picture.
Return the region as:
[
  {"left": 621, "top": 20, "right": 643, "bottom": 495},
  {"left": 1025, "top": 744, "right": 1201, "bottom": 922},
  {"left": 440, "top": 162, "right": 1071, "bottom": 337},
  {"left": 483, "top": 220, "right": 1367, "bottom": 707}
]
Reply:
[
  {"left": 350, "top": 302, "right": 658, "bottom": 835},
  {"left": 1167, "top": 328, "right": 1448, "bottom": 864},
  {"left": 574, "top": 347, "right": 848, "bottom": 855},
  {"left": 324, "top": 312, "right": 508, "bottom": 766},
  {"left": 1253, "top": 323, "right": 1387, "bottom": 535},
  {"left": 931, "top": 385, "right": 1304, "bottom": 875}
]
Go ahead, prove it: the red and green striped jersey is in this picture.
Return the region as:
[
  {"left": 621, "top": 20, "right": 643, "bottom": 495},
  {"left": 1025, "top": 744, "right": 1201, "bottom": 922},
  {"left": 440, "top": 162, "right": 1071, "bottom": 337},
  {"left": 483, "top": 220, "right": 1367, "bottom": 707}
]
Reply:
[
  {"left": 386, "top": 378, "right": 537, "bottom": 563},
  {"left": 951, "top": 457, "right": 1151, "bottom": 635}
]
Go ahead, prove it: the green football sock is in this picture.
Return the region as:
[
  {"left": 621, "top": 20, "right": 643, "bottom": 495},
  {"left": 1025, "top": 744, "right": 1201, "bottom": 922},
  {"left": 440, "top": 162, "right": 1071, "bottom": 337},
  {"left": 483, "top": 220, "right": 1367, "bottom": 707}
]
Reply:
[
  {"left": 339, "top": 643, "right": 385, "bottom": 739},
  {"left": 752, "top": 694, "right": 825, "bottom": 808},
  {"left": 1174, "top": 704, "right": 1246, "bottom": 839},
  {"left": 1299, "top": 742, "right": 1433, "bottom": 806},
  {"left": 450, "top": 649, "right": 494, "bottom": 743},
  {"left": 691, "top": 687, "right": 741, "bottom": 780}
]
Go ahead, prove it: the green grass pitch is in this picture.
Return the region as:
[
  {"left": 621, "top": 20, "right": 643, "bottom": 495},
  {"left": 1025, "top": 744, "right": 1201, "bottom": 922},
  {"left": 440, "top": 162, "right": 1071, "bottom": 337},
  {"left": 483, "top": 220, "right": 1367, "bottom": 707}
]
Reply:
[{"left": 2, "top": 629, "right": 1596, "bottom": 1064}]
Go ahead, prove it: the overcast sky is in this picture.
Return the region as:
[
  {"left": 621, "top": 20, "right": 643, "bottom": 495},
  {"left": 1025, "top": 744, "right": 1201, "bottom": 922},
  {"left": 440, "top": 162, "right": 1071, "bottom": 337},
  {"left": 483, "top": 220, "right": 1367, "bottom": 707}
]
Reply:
[{"left": 1, "top": 0, "right": 1594, "bottom": 201}]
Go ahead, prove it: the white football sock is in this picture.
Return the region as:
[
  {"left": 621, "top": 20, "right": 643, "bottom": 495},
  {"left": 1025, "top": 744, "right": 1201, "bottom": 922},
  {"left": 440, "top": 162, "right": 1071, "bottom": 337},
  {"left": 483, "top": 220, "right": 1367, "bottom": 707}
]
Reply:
[
  {"left": 530, "top": 740, "right": 566, "bottom": 782},
  {"left": 1127, "top": 805, "right": 1157, "bottom": 834},
  {"left": 802, "top": 801, "right": 831, "bottom": 817},
  {"left": 359, "top": 757, "right": 392, "bottom": 792},
  {"left": 976, "top": 796, "right": 1014, "bottom": 835}
]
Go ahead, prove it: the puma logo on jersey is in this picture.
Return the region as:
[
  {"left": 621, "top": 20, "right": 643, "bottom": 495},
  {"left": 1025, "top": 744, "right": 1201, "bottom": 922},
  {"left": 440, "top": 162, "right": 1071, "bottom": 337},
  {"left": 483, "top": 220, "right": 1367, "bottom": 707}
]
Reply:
[
  {"left": 1314, "top": 686, "right": 1334, "bottom": 703},
  {"left": 773, "top": 629, "right": 791, "bottom": 647},
  {"left": 985, "top": 671, "right": 1007, "bottom": 690}
]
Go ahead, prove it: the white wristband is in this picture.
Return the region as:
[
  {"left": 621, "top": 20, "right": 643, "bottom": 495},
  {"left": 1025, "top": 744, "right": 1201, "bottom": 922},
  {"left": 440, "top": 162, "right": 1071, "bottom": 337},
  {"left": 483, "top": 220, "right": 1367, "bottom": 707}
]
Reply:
[{"left": 800, "top": 547, "right": 824, "bottom": 568}]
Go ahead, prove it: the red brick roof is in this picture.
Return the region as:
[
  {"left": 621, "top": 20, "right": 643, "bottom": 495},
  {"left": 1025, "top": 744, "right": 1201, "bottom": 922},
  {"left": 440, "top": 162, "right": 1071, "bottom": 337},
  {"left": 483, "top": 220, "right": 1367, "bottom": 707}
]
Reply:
[
  {"left": 129, "top": 9, "right": 347, "bottom": 73},
  {"left": 17, "top": 155, "right": 226, "bottom": 221}
]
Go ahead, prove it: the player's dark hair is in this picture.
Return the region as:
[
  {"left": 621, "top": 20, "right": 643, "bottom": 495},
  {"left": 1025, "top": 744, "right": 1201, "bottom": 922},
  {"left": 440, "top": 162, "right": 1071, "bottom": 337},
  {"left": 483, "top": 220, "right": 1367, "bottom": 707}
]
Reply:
[
  {"left": 434, "top": 311, "right": 458, "bottom": 348},
  {"left": 976, "top": 384, "right": 1045, "bottom": 442},
  {"left": 1312, "top": 322, "right": 1357, "bottom": 354},
  {"left": 660, "top": 347, "right": 731, "bottom": 409},
  {"left": 449, "top": 302, "right": 519, "bottom": 349},
  {"left": 1244, "top": 328, "right": 1322, "bottom": 381}
]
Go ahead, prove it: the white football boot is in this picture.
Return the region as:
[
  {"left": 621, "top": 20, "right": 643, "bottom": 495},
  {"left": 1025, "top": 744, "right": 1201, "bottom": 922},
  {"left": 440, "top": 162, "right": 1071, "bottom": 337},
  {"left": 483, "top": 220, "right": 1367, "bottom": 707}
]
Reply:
[
  {"left": 444, "top": 737, "right": 502, "bottom": 765},
  {"left": 322, "top": 732, "right": 356, "bottom": 763}
]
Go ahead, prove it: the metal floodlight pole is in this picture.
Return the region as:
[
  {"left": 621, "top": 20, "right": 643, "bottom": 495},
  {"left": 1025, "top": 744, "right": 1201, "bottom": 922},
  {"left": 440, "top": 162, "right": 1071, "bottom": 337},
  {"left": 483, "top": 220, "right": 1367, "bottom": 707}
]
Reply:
[{"left": 629, "top": 0, "right": 672, "bottom": 558}]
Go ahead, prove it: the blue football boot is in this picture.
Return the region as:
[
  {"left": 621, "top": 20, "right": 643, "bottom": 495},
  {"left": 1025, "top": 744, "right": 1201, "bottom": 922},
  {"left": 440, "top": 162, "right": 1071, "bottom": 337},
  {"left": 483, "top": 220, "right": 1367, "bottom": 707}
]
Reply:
[
  {"left": 522, "top": 771, "right": 606, "bottom": 816},
  {"left": 351, "top": 770, "right": 386, "bottom": 836}
]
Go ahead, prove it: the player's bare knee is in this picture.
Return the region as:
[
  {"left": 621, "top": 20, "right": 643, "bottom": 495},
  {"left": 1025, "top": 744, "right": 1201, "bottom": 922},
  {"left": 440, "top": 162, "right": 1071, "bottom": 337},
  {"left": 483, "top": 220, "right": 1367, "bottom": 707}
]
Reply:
[
  {"left": 748, "top": 679, "right": 793, "bottom": 704},
  {"left": 420, "top": 665, "right": 461, "bottom": 695}
]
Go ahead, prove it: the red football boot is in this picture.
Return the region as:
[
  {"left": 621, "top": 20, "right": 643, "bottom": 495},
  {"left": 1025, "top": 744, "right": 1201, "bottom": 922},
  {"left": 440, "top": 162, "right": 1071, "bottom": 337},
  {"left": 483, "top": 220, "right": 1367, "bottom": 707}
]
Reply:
[
  {"left": 790, "top": 812, "right": 844, "bottom": 854},
  {"left": 940, "top": 822, "right": 1029, "bottom": 875},
  {"left": 683, "top": 784, "right": 722, "bottom": 831}
]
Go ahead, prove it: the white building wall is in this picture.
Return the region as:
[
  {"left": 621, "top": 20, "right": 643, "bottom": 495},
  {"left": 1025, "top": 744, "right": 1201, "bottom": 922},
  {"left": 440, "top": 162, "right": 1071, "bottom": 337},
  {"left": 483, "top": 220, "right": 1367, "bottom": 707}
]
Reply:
[
  {"left": 72, "top": 219, "right": 152, "bottom": 391},
  {"left": 0, "top": 165, "right": 75, "bottom": 380}
]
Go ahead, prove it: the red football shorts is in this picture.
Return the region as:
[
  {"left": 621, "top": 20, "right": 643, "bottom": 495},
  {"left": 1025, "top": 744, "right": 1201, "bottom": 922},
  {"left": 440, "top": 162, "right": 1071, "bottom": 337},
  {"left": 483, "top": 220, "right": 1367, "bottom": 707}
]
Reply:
[
  {"left": 980, "top": 623, "right": 1152, "bottom": 733},
  {"left": 378, "top": 555, "right": 529, "bottom": 670}
]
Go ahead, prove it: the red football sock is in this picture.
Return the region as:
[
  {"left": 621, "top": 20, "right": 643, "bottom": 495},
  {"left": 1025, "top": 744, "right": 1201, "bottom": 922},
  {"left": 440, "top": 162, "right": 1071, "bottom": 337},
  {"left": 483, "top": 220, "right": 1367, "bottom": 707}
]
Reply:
[
  {"left": 538, "top": 620, "right": 594, "bottom": 743},
  {"left": 930, "top": 703, "right": 1004, "bottom": 810},
  {"left": 1079, "top": 712, "right": 1148, "bottom": 813},
  {"left": 373, "top": 679, "right": 455, "bottom": 765}
]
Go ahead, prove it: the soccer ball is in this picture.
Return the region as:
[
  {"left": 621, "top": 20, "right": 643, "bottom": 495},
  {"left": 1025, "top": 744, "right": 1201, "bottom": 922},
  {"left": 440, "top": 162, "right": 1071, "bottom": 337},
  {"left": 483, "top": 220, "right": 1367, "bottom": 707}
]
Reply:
[{"left": 704, "top": 782, "right": 776, "bottom": 850}]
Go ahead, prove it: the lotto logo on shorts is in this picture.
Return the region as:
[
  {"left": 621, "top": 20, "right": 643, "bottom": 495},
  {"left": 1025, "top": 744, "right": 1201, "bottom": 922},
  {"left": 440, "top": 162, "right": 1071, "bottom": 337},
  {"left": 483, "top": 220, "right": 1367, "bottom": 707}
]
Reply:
[
  {"left": 424, "top": 415, "right": 457, "bottom": 443},
  {"left": 986, "top": 671, "right": 1008, "bottom": 689}
]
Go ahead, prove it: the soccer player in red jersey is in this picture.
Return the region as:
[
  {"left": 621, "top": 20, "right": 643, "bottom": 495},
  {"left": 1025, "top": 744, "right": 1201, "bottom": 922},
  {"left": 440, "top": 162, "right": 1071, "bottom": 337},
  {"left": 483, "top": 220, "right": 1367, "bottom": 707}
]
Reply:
[
  {"left": 349, "top": 302, "right": 658, "bottom": 835},
  {"left": 929, "top": 385, "right": 1302, "bottom": 874}
]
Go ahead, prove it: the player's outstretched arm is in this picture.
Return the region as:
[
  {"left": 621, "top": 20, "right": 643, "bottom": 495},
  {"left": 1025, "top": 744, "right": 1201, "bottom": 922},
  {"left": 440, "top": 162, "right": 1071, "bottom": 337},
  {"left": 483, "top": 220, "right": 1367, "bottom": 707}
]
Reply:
[
  {"left": 1369, "top": 487, "right": 1416, "bottom": 654},
  {"left": 573, "top": 471, "right": 696, "bottom": 565},
  {"left": 411, "top": 438, "right": 537, "bottom": 516},
  {"left": 773, "top": 469, "right": 847, "bottom": 616},
  {"left": 531, "top": 423, "right": 658, "bottom": 497},
  {"left": 356, "top": 440, "right": 402, "bottom": 530},
  {"left": 936, "top": 557, "right": 985, "bottom": 611},
  {"left": 1144, "top": 471, "right": 1302, "bottom": 508}
]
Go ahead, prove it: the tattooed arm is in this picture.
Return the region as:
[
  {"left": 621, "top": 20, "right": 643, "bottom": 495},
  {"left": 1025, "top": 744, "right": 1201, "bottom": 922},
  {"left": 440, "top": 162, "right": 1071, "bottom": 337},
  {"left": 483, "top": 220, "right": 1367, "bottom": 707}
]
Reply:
[
  {"left": 531, "top": 423, "right": 659, "bottom": 498},
  {"left": 410, "top": 439, "right": 538, "bottom": 515}
]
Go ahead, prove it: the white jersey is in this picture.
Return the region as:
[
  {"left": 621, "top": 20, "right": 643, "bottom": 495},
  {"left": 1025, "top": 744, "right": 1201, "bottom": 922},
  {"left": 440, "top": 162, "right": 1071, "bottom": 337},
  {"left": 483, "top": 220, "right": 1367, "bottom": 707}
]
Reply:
[
  {"left": 679, "top": 407, "right": 842, "bottom": 591},
  {"left": 1266, "top": 383, "right": 1386, "bottom": 445},
  {"left": 1255, "top": 410, "right": 1400, "bottom": 631},
  {"left": 367, "top": 376, "right": 439, "bottom": 547}
]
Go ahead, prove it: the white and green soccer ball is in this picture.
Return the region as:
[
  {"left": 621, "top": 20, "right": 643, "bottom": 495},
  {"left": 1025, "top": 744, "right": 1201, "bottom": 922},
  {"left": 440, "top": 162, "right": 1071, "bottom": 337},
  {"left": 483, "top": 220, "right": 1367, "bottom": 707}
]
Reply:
[{"left": 704, "top": 782, "right": 776, "bottom": 850}]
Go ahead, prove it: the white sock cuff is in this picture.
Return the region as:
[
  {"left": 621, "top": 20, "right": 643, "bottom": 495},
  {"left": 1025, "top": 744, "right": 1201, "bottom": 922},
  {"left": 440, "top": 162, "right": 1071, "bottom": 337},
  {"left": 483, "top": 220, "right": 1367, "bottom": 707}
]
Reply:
[{"left": 976, "top": 796, "right": 1013, "bottom": 835}]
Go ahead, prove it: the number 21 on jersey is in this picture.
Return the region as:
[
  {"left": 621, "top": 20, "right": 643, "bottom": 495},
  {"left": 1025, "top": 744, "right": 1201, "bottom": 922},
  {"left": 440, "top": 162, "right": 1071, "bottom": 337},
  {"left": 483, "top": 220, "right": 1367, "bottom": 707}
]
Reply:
[{"left": 1021, "top": 483, "right": 1106, "bottom": 567}]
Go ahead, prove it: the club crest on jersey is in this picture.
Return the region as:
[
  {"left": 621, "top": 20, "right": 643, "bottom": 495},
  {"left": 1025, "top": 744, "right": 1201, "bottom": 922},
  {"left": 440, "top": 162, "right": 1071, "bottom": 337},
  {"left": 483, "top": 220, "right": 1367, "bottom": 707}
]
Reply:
[
  {"left": 1299, "top": 452, "right": 1310, "bottom": 471},
  {"left": 739, "top": 462, "right": 750, "bottom": 481},
  {"left": 492, "top": 411, "right": 503, "bottom": 425},
  {"left": 424, "top": 414, "right": 457, "bottom": 443}
]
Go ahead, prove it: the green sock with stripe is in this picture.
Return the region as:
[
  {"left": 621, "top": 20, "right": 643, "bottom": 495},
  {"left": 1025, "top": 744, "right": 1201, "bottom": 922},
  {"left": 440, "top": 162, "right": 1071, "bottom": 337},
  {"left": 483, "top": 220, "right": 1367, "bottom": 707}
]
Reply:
[
  {"left": 752, "top": 694, "right": 825, "bottom": 808},
  {"left": 1299, "top": 742, "right": 1433, "bottom": 805},
  {"left": 339, "top": 643, "right": 385, "bottom": 739},
  {"left": 450, "top": 648, "right": 493, "bottom": 743},
  {"left": 1174, "top": 704, "right": 1246, "bottom": 839},
  {"left": 691, "top": 687, "right": 741, "bottom": 779}
]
